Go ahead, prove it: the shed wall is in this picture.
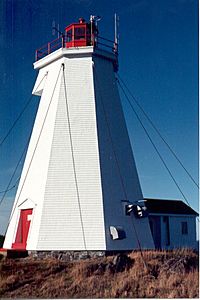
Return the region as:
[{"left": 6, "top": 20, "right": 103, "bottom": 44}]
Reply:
[
  {"left": 150, "top": 214, "right": 197, "bottom": 249},
  {"left": 163, "top": 215, "right": 196, "bottom": 249}
]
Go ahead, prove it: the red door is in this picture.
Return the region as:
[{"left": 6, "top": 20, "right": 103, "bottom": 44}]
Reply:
[{"left": 12, "top": 209, "right": 33, "bottom": 250}]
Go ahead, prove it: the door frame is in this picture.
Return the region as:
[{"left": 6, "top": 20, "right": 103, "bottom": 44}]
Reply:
[{"left": 11, "top": 198, "right": 36, "bottom": 250}]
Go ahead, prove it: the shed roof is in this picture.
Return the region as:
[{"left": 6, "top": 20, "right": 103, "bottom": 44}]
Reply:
[{"left": 144, "top": 198, "right": 198, "bottom": 216}]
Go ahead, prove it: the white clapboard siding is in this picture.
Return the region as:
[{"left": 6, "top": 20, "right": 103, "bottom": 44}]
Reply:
[
  {"left": 93, "top": 55, "right": 154, "bottom": 250},
  {"left": 3, "top": 62, "right": 63, "bottom": 249},
  {"left": 4, "top": 47, "right": 154, "bottom": 251},
  {"left": 37, "top": 57, "right": 106, "bottom": 250}
]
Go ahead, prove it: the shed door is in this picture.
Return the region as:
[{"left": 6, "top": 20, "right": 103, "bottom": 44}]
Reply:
[
  {"left": 149, "top": 216, "right": 161, "bottom": 249},
  {"left": 12, "top": 209, "right": 33, "bottom": 250}
]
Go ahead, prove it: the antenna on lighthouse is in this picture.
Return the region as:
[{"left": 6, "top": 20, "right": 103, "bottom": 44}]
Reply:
[
  {"left": 52, "top": 20, "right": 61, "bottom": 38},
  {"left": 57, "top": 24, "right": 60, "bottom": 38},
  {"left": 114, "top": 13, "right": 119, "bottom": 54},
  {"left": 90, "top": 15, "right": 101, "bottom": 27},
  {"left": 52, "top": 20, "right": 56, "bottom": 35},
  {"left": 90, "top": 15, "right": 101, "bottom": 45}
]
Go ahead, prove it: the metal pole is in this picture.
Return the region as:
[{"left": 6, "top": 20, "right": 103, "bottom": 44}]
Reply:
[
  {"left": 48, "top": 42, "right": 50, "bottom": 54},
  {"left": 90, "top": 15, "right": 93, "bottom": 45},
  {"left": 62, "top": 34, "right": 65, "bottom": 48},
  {"left": 114, "top": 13, "right": 118, "bottom": 53},
  {"left": 57, "top": 24, "right": 60, "bottom": 39},
  {"left": 114, "top": 13, "right": 117, "bottom": 46}
]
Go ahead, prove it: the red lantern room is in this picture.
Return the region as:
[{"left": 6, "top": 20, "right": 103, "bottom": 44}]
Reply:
[
  {"left": 65, "top": 17, "right": 97, "bottom": 48},
  {"left": 35, "top": 16, "right": 118, "bottom": 63}
]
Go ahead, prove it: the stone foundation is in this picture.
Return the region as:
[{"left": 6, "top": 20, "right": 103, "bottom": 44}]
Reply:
[{"left": 28, "top": 250, "right": 105, "bottom": 261}]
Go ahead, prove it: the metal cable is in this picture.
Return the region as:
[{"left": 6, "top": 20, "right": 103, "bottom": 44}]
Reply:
[
  {"left": 94, "top": 69, "right": 128, "bottom": 201},
  {"left": 0, "top": 73, "right": 48, "bottom": 149},
  {"left": 0, "top": 134, "right": 31, "bottom": 207},
  {"left": 94, "top": 67, "right": 148, "bottom": 269},
  {"left": 117, "top": 74, "right": 199, "bottom": 189},
  {"left": 62, "top": 64, "right": 87, "bottom": 251},
  {"left": 0, "top": 179, "right": 20, "bottom": 194},
  {"left": 5, "top": 66, "right": 62, "bottom": 230},
  {"left": 118, "top": 80, "right": 193, "bottom": 209}
]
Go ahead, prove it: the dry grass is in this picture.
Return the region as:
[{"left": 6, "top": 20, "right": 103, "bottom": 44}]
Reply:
[{"left": 0, "top": 248, "right": 198, "bottom": 298}]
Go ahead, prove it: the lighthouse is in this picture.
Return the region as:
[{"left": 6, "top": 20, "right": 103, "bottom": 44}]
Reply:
[{"left": 4, "top": 17, "right": 154, "bottom": 251}]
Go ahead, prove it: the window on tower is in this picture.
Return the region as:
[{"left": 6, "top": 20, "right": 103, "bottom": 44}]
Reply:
[
  {"left": 66, "top": 29, "right": 72, "bottom": 42},
  {"left": 74, "top": 27, "right": 85, "bottom": 40}
]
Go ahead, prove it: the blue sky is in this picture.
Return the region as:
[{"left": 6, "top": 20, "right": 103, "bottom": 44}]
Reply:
[{"left": 0, "top": 0, "right": 198, "bottom": 234}]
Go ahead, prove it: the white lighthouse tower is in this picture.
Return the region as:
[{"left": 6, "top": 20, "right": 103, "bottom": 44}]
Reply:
[{"left": 4, "top": 17, "right": 154, "bottom": 251}]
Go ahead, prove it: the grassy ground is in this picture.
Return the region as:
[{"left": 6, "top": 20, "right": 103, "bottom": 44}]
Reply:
[{"left": 0, "top": 248, "right": 198, "bottom": 298}]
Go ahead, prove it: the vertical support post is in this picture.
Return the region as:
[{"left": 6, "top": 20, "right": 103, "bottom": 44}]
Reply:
[
  {"left": 114, "top": 13, "right": 119, "bottom": 54},
  {"left": 48, "top": 42, "right": 50, "bottom": 54},
  {"left": 90, "top": 15, "right": 93, "bottom": 46},
  {"left": 57, "top": 24, "right": 60, "bottom": 39},
  {"left": 72, "top": 26, "right": 74, "bottom": 47},
  {"left": 62, "top": 34, "right": 65, "bottom": 48}
]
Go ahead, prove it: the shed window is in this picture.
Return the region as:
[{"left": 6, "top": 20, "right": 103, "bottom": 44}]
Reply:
[{"left": 181, "top": 222, "right": 188, "bottom": 235}]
